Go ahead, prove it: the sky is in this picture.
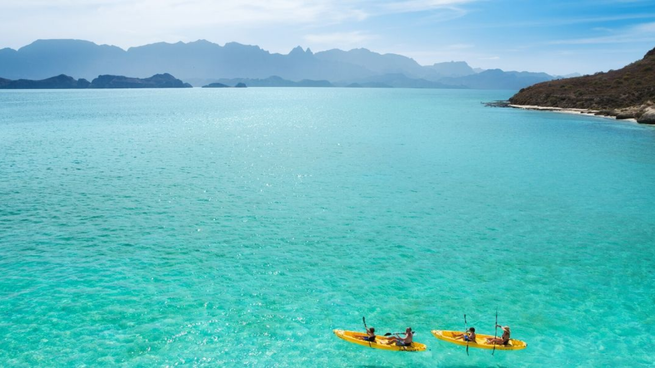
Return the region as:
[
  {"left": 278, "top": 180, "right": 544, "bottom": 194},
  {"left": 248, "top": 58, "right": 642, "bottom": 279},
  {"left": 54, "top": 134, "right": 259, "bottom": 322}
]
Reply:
[{"left": 1, "top": 0, "right": 654, "bottom": 75}]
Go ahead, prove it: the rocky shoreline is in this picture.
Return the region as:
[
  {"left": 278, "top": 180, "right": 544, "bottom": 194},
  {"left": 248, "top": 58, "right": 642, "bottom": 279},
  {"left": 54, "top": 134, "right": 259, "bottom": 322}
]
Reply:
[
  {"left": 506, "top": 46, "right": 655, "bottom": 125},
  {"left": 511, "top": 103, "right": 655, "bottom": 124},
  {"left": 485, "top": 100, "right": 654, "bottom": 124}
]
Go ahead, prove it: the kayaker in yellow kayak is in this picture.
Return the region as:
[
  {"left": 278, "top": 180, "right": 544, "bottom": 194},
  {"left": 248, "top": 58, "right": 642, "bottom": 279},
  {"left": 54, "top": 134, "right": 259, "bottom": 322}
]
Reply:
[
  {"left": 363, "top": 327, "right": 376, "bottom": 342},
  {"left": 486, "top": 325, "right": 510, "bottom": 345},
  {"left": 454, "top": 327, "right": 476, "bottom": 343},
  {"left": 386, "top": 327, "right": 414, "bottom": 347}
]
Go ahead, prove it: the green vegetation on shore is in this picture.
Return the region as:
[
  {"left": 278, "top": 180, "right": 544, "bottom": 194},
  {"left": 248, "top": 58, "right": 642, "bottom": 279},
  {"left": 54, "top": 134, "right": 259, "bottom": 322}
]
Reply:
[{"left": 509, "top": 47, "right": 655, "bottom": 124}]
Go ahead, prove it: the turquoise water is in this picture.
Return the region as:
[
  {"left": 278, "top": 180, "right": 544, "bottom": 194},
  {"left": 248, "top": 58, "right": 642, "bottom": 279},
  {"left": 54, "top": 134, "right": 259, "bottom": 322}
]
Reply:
[{"left": 0, "top": 88, "right": 654, "bottom": 367}]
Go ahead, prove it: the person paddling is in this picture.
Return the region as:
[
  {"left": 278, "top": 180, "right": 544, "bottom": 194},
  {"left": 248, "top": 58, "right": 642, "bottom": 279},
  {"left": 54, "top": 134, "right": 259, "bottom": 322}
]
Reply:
[
  {"left": 455, "top": 327, "right": 476, "bottom": 343},
  {"left": 363, "top": 327, "right": 376, "bottom": 342},
  {"left": 486, "top": 325, "right": 511, "bottom": 345},
  {"left": 386, "top": 327, "right": 414, "bottom": 346}
]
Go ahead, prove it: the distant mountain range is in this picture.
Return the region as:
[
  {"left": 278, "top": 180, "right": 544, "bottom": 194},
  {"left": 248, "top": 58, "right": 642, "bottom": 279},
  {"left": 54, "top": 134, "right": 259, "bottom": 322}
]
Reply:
[{"left": 0, "top": 39, "right": 561, "bottom": 89}]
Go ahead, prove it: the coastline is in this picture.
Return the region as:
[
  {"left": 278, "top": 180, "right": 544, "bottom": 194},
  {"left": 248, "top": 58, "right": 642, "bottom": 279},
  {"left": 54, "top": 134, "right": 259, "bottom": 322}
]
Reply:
[{"left": 508, "top": 104, "right": 639, "bottom": 123}]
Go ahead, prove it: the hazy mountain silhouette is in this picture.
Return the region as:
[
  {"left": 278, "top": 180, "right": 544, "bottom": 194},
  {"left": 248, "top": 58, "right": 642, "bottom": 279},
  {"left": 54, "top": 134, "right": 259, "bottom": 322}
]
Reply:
[
  {"left": 314, "top": 48, "right": 427, "bottom": 78},
  {"left": 425, "top": 61, "right": 476, "bottom": 78},
  {"left": 0, "top": 40, "right": 129, "bottom": 79},
  {"left": 439, "top": 69, "right": 553, "bottom": 90},
  {"left": 345, "top": 73, "right": 464, "bottom": 89},
  {"left": 0, "top": 39, "right": 557, "bottom": 89}
]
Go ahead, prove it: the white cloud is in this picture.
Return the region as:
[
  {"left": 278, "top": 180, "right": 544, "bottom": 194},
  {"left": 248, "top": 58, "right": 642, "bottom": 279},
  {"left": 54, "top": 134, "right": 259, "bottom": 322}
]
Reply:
[
  {"left": 456, "top": 13, "right": 655, "bottom": 31},
  {"left": 549, "top": 21, "right": 655, "bottom": 44},
  {"left": 381, "top": 0, "right": 478, "bottom": 13},
  {"left": 0, "top": 0, "right": 370, "bottom": 48},
  {"left": 635, "top": 22, "right": 655, "bottom": 32},
  {"left": 0, "top": 0, "right": 484, "bottom": 49},
  {"left": 0, "top": 0, "right": 479, "bottom": 28}
]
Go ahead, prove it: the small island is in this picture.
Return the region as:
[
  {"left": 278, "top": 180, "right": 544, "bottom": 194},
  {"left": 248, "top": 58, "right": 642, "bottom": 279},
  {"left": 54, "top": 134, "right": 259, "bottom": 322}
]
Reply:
[
  {"left": 508, "top": 47, "right": 655, "bottom": 124},
  {"left": 90, "top": 73, "right": 191, "bottom": 88},
  {"left": 0, "top": 74, "right": 90, "bottom": 89},
  {"left": 202, "top": 82, "right": 230, "bottom": 88},
  {"left": 202, "top": 82, "right": 247, "bottom": 88},
  {"left": 0, "top": 73, "right": 192, "bottom": 89}
]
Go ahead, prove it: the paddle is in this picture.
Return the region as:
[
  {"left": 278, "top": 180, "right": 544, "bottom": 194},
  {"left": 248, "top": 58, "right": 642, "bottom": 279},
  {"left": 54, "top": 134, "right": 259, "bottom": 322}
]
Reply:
[
  {"left": 492, "top": 309, "right": 498, "bottom": 356},
  {"left": 384, "top": 331, "right": 415, "bottom": 336},
  {"left": 364, "top": 318, "right": 402, "bottom": 337},
  {"left": 464, "top": 314, "right": 469, "bottom": 356}
]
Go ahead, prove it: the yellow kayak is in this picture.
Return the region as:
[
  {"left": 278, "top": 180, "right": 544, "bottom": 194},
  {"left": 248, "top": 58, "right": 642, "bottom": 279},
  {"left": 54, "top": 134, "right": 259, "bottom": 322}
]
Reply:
[
  {"left": 431, "top": 330, "right": 527, "bottom": 351},
  {"left": 333, "top": 330, "right": 427, "bottom": 352}
]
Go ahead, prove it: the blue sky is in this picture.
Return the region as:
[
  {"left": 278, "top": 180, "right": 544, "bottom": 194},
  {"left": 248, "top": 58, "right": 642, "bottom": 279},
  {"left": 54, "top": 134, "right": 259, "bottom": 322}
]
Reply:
[{"left": 1, "top": 0, "right": 654, "bottom": 74}]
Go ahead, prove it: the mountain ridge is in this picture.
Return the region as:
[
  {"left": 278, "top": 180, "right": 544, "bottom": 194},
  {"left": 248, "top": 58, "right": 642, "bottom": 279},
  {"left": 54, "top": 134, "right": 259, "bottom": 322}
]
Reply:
[{"left": 0, "top": 39, "right": 559, "bottom": 89}]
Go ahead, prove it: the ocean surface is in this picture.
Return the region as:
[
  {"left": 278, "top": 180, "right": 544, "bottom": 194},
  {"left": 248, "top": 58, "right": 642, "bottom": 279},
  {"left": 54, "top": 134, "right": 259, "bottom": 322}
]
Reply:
[{"left": 0, "top": 88, "right": 654, "bottom": 367}]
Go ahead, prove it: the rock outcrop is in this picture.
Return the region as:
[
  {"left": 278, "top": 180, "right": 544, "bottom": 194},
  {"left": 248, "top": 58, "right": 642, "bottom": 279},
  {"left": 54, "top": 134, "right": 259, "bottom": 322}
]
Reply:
[
  {"left": 202, "top": 82, "right": 229, "bottom": 88},
  {"left": 89, "top": 73, "right": 191, "bottom": 88},
  {"left": 0, "top": 74, "right": 90, "bottom": 89},
  {"left": 638, "top": 107, "right": 655, "bottom": 124},
  {"left": 202, "top": 82, "right": 250, "bottom": 88},
  {"left": 0, "top": 73, "right": 191, "bottom": 89},
  {"left": 509, "top": 47, "right": 655, "bottom": 124}
]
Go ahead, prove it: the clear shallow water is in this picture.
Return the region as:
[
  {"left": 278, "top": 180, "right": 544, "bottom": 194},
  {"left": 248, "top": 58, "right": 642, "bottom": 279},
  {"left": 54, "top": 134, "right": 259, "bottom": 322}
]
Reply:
[{"left": 0, "top": 88, "right": 654, "bottom": 367}]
